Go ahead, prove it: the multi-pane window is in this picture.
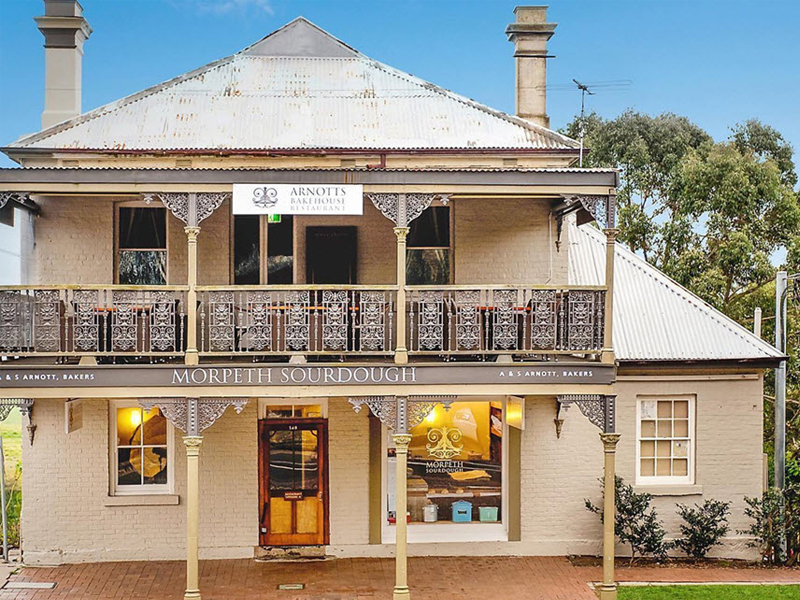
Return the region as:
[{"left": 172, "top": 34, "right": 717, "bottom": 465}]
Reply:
[
  {"left": 637, "top": 397, "right": 694, "bottom": 483},
  {"left": 113, "top": 404, "right": 171, "bottom": 493},
  {"left": 118, "top": 207, "right": 167, "bottom": 285},
  {"left": 407, "top": 206, "right": 450, "bottom": 285}
]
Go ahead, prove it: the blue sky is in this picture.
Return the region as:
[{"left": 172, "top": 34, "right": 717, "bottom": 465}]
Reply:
[{"left": 0, "top": 0, "right": 798, "bottom": 170}]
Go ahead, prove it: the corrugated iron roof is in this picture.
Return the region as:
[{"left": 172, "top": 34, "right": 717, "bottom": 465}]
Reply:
[
  {"left": 8, "top": 18, "right": 580, "bottom": 153},
  {"left": 568, "top": 219, "right": 782, "bottom": 362}
]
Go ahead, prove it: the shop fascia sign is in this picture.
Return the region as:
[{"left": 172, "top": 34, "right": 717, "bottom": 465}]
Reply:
[
  {"left": 232, "top": 184, "right": 363, "bottom": 215},
  {"left": 0, "top": 363, "right": 615, "bottom": 388}
]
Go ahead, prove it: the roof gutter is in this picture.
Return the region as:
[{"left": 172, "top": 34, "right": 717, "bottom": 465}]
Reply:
[{"left": 3, "top": 146, "right": 581, "bottom": 157}]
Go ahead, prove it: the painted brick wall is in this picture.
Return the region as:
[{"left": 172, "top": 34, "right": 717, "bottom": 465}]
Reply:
[
  {"left": 21, "top": 374, "right": 763, "bottom": 563},
  {"left": 31, "top": 196, "right": 114, "bottom": 284},
  {"left": 169, "top": 199, "right": 231, "bottom": 285},
  {"left": 327, "top": 397, "right": 371, "bottom": 545},
  {"left": 294, "top": 199, "right": 396, "bottom": 284},
  {"left": 454, "top": 198, "right": 567, "bottom": 285}
]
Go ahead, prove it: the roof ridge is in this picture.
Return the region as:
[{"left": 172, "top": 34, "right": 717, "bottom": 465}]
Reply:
[{"left": 576, "top": 223, "right": 779, "bottom": 357}]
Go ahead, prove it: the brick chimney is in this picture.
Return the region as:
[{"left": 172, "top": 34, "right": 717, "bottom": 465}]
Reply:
[
  {"left": 35, "top": 0, "right": 92, "bottom": 129},
  {"left": 506, "top": 6, "right": 556, "bottom": 128}
]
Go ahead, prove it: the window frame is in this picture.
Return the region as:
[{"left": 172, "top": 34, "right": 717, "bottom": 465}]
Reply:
[
  {"left": 114, "top": 201, "right": 170, "bottom": 285},
  {"left": 635, "top": 395, "right": 696, "bottom": 485},
  {"left": 380, "top": 397, "right": 509, "bottom": 544},
  {"left": 230, "top": 214, "right": 296, "bottom": 284},
  {"left": 406, "top": 204, "right": 454, "bottom": 285},
  {"left": 109, "top": 400, "right": 175, "bottom": 496}
]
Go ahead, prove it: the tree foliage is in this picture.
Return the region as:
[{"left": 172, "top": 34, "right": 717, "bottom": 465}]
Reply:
[{"left": 562, "top": 111, "right": 800, "bottom": 312}]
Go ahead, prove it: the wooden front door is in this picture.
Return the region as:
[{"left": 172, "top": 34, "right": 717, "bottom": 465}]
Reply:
[{"left": 258, "top": 419, "right": 329, "bottom": 546}]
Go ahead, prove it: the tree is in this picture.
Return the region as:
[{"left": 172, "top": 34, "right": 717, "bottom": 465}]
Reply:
[{"left": 562, "top": 112, "right": 800, "bottom": 312}]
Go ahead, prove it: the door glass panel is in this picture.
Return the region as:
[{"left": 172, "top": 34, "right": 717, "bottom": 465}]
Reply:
[{"left": 268, "top": 429, "right": 319, "bottom": 492}]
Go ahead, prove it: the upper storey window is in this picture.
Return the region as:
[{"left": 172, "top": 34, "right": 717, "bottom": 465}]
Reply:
[
  {"left": 407, "top": 206, "right": 451, "bottom": 285},
  {"left": 118, "top": 207, "right": 167, "bottom": 285}
]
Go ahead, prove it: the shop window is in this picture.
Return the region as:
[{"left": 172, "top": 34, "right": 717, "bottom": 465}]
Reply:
[
  {"left": 637, "top": 397, "right": 694, "bottom": 484},
  {"left": 117, "top": 206, "right": 167, "bottom": 285},
  {"left": 111, "top": 402, "right": 172, "bottom": 494},
  {"left": 407, "top": 206, "right": 450, "bottom": 285},
  {"left": 386, "top": 400, "right": 503, "bottom": 534}
]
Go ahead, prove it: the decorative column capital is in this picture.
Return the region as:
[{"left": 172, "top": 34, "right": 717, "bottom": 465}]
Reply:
[
  {"left": 183, "top": 435, "right": 204, "bottom": 453},
  {"left": 392, "top": 434, "right": 412, "bottom": 449},
  {"left": 184, "top": 226, "right": 200, "bottom": 239},
  {"left": 393, "top": 226, "right": 410, "bottom": 240},
  {"left": 603, "top": 227, "right": 620, "bottom": 239},
  {"left": 600, "top": 432, "right": 621, "bottom": 451}
]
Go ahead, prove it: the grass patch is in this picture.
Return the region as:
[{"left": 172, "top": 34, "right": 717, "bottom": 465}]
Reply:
[
  {"left": 619, "top": 585, "right": 800, "bottom": 599},
  {"left": 0, "top": 407, "right": 22, "bottom": 480}
]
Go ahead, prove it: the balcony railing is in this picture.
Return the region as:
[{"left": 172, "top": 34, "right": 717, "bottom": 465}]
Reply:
[
  {"left": 0, "top": 286, "right": 188, "bottom": 357},
  {"left": 407, "top": 286, "right": 606, "bottom": 355},
  {"left": 0, "top": 284, "right": 605, "bottom": 361},
  {"left": 197, "top": 286, "right": 397, "bottom": 356}
]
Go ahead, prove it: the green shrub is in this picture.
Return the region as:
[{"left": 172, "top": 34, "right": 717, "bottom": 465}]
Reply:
[
  {"left": 586, "top": 476, "right": 671, "bottom": 563},
  {"left": 740, "top": 484, "right": 800, "bottom": 565},
  {"left": 674, "top": 499, "right": 730, "bottom": 560}
]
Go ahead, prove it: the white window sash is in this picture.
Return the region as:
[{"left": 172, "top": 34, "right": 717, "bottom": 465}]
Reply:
[{"left": 635, "top": 396, "right": 695, "bottom": 485}]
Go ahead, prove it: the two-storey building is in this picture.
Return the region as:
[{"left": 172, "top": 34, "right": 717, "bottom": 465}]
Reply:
[{"left": 0, "top": 3, "right": 781, "bottom": 600}]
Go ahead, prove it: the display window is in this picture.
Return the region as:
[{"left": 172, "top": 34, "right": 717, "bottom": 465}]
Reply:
[{"left": 384, "top": 398, "right": 507, "bottom": 543}]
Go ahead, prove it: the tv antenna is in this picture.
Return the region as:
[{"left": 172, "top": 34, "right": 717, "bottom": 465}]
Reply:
[{"left": 573, "top": 79, "right": 594, "bottom": 168}]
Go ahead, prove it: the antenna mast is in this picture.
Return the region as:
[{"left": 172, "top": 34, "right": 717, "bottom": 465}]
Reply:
[{"left": 573, "top": 79, "right": 594, "bottom": 168}]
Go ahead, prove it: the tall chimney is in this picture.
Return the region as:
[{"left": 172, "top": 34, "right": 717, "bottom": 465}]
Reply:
[
  {"left": 35, "top": 0, "right": 92, "bottom": 129},
  {"left": 506, "top": 6, "right": 556, "bottom": 128}
]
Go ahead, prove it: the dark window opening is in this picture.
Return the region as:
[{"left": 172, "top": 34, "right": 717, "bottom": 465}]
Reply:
[
  {"left": 117, "top": 207, "right": 167, "bottom": 285},
  {"left": 268, "top": 216, "right": 294, "bottom": 284},
  {"left": 233, "top": 215, "right": 261, "bottom": 285},
  {"left": 407, "top": 207, "right": 450, "bottom": 285}
]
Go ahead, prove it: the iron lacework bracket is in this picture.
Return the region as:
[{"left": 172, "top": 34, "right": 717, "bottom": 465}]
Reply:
[
  {"left": 556, "top": 394, "right": 616, "bottom": 436},
  {"left": 142, "top": 192, "right": 230, "bottom": 227},
  {"left": 348, "top": 395, "right": 457, "bottom": 434},
  {"left": 0, "top": 398, "right": 35, "bottom": 444},
  {"left": 366, "top": 193, "right": 450, "bottom": 227},
  {"left": 139, "top": 397, "right": 247, "bottom": 436},
  {"left": 552, "top": 194, "right": 617, "bottom": 250}
]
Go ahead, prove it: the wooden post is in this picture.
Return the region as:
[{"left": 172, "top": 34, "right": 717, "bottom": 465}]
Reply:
[
  {"left": 394, "top": 227, "right": 410, "bottom": 365},
  {"left": 598, "top": 432, "right": 621, "bottom": 600},
  {"left": 185, "top": 226, "right": 200, "bottom": 366},
  {"left": 183, "top": 435, "right": 203, "bottom": 600},
  {"left": 601, "top": 227, "right": 618, "bottom": 364},
  {"left": 392, "top": 433, "right": 412, "bottom": 600}
]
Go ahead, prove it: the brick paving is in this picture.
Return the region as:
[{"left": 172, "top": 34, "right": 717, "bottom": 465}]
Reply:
[{"left": 1, "top": 557, "right": 800, "bottom": 600}]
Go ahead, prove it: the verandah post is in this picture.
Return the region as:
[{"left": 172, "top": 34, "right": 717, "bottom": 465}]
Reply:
[
  {"left": 185, "top": 224, "right": 200, "bottom": 366},
  {"left": 392, "top": 432, "right": 412, "bottom": 600},
  {"left": 598, "top": 432, "right": 621, "bottom": 600},
  {"left": 394, "top": 226, "right": 410, "bottom": 365},
  {"left": 183, "top": 434, "right": 203, "bottom": 600}
]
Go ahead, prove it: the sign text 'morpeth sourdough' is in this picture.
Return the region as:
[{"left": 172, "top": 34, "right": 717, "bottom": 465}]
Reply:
[{"left": 0, "top": 363, "right": 615, "bottom": 388}]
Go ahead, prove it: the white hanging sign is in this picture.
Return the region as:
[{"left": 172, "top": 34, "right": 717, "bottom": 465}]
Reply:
[{"left": 232, "top": 184, "right": 363, "bottom": 215}]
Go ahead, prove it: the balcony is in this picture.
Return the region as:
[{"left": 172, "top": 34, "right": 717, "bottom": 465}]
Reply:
[{"left": 0, "top": 284, "right": 605, "bottom": 363}]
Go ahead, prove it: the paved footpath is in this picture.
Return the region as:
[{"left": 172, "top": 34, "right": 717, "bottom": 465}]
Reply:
[{"left": 1, "top": 557, "right": 800, "bottom": 600}]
